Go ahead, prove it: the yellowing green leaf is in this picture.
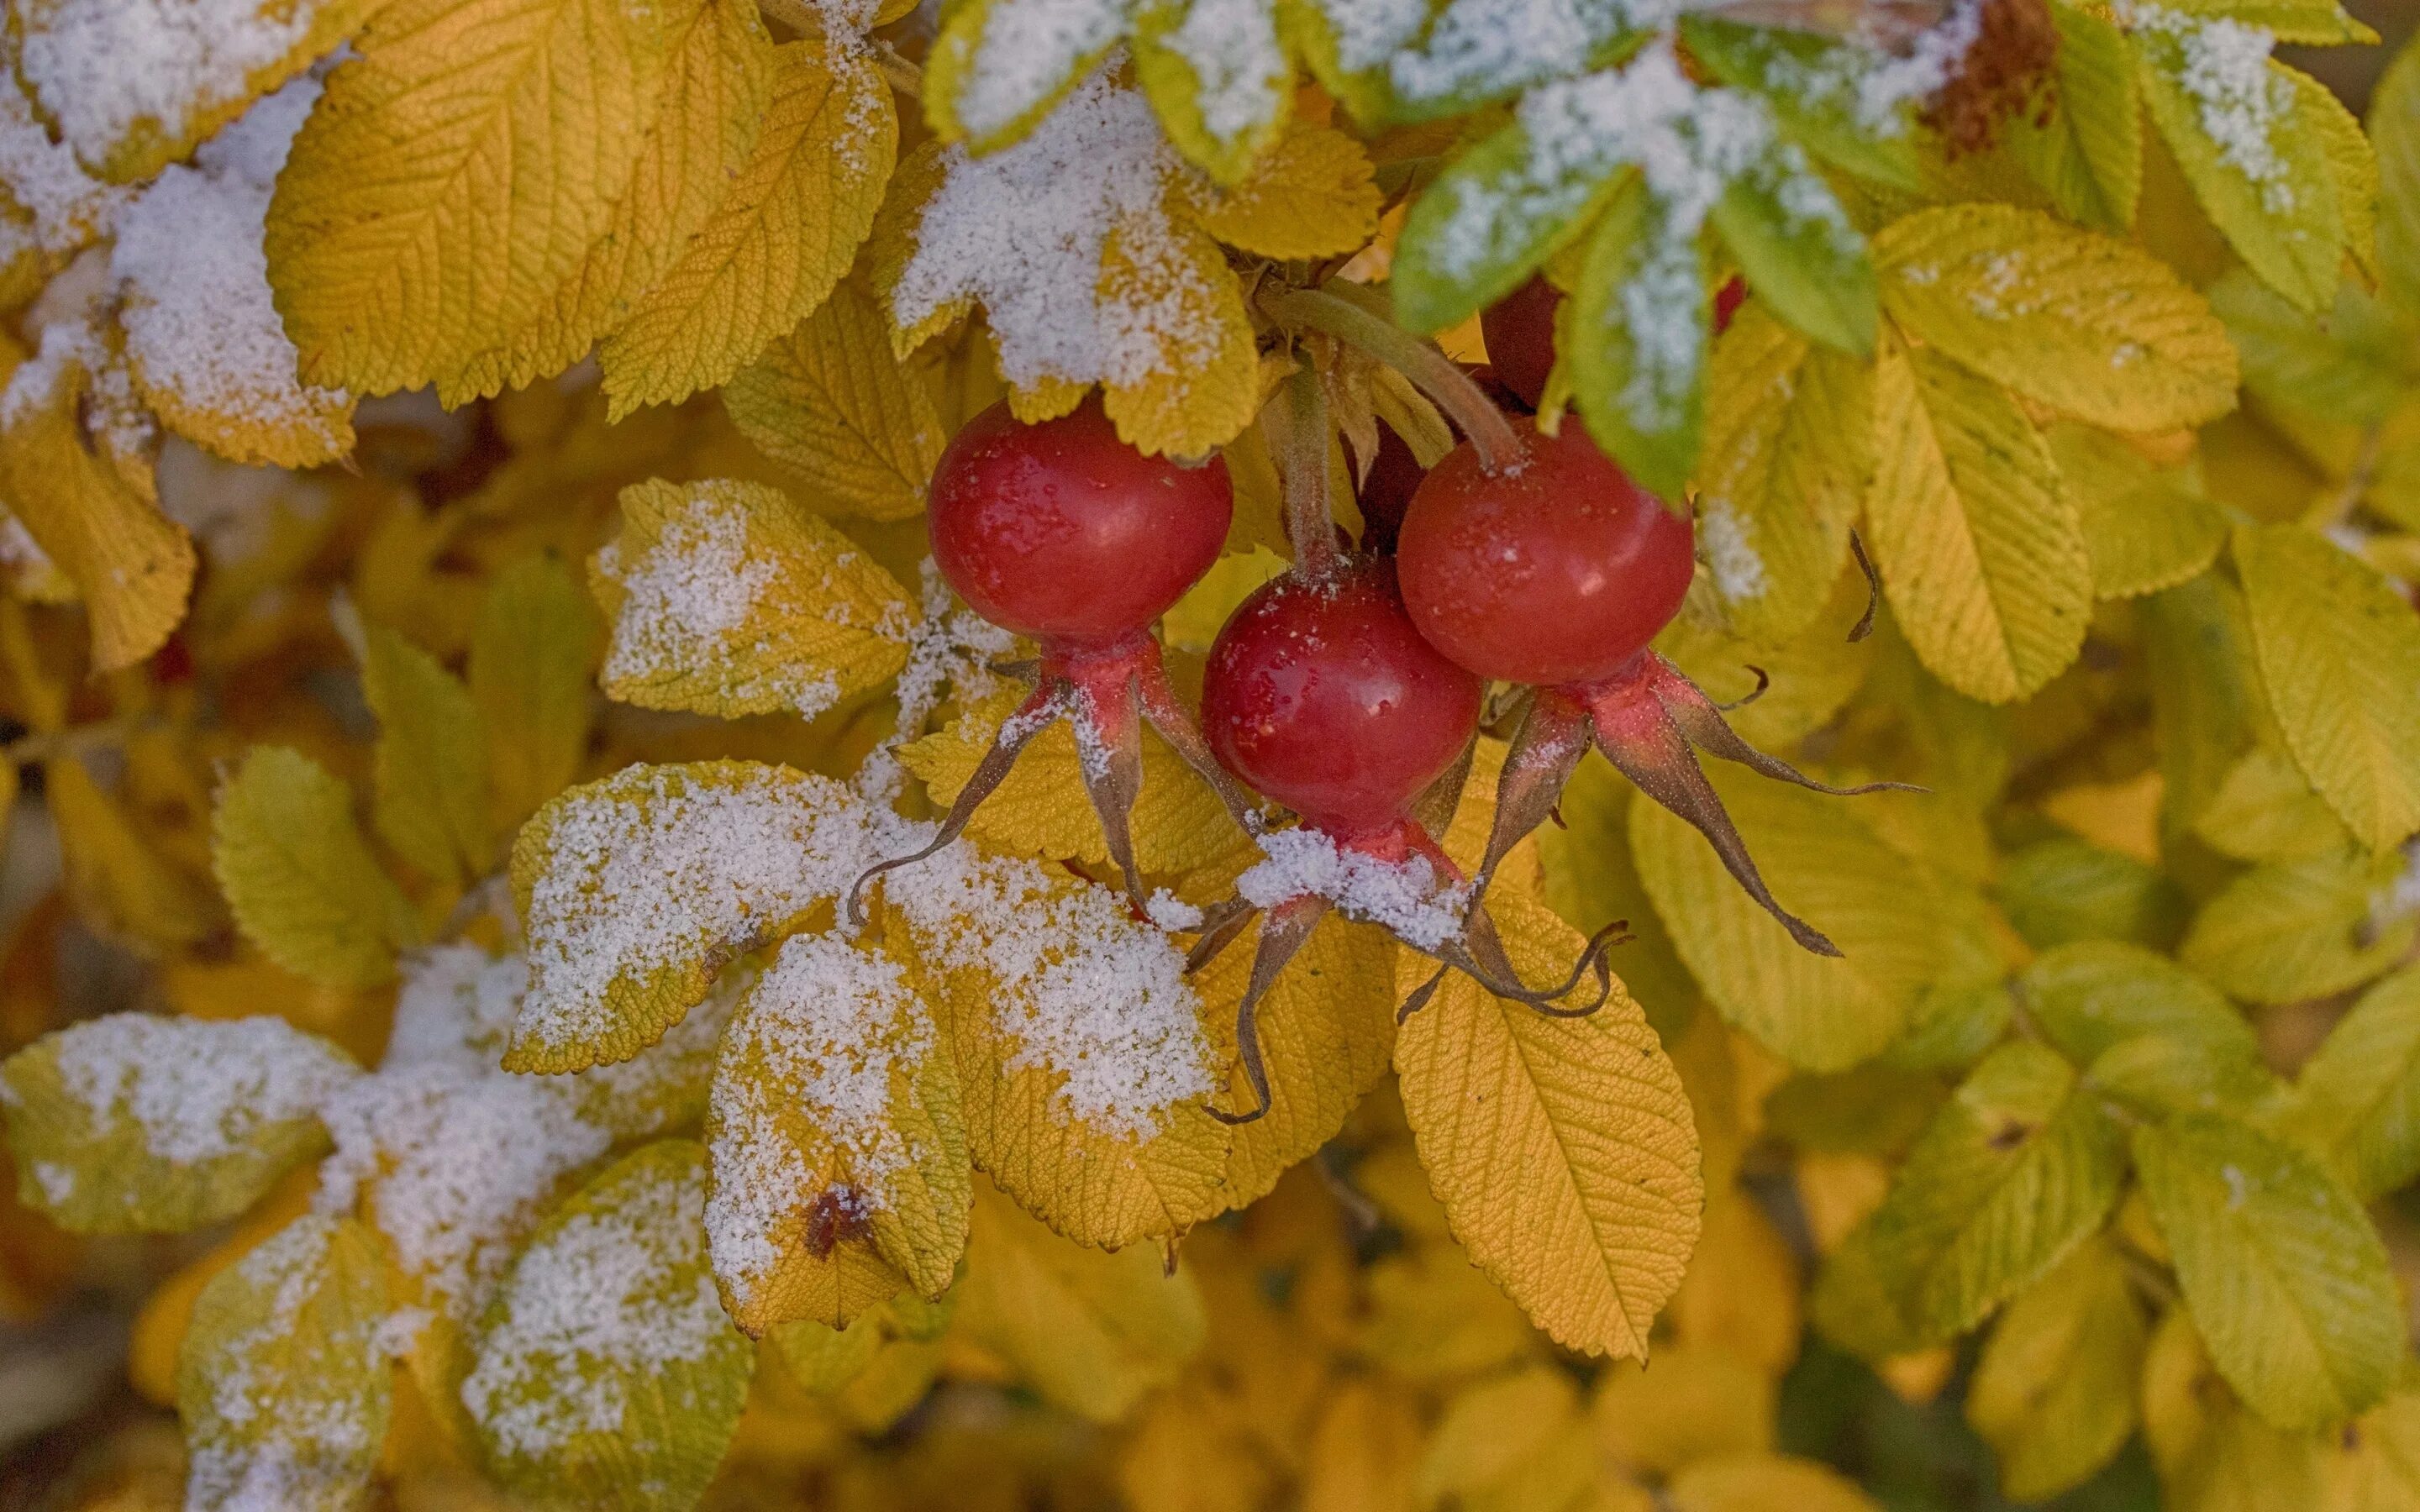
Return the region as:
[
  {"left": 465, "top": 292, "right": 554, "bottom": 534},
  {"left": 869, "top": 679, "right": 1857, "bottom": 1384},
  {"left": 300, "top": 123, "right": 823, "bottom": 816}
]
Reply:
[
  {"left": 704, "top": 933, "right": 970, "bottom": 1333},
  {"left": 1592, "top": 1346, "right": 1774, "bottom": 1478},
  {"left": 2005, "top": 3, "right": 2142, "bottom": 233},
  {"left": 2372, "top": 39, "right": 2420, "bottom": 322},
  {"left": 594, "top": 478, "right": 911, "bottom": 720},
  {"left": 1864, "top": 1042, "right": 2128, "bottom": 1341},
  {"left": 900, "top": 686, "right": 1237, "bottom": 876},
  {"left": 266, "top": 0, "right": 676, "bottom": 393},
  {"left": 1965, "top": 1239, "right": 2148, "bottom": 1503},
  {"left": 1199, "top": 913, "right": 1395, "bottom": 1210},
  {"left": 2208, "top": 271, "right": 2411, "bottom": 428},
  {"left": 2141, "top": 574, "right": 2267, "bottom": 837},
  {"left": 2142, "top": 1309, "right": 2328, "bottom": 1512},
  {"left": 1393, "top": 889, "right": 1702, "bottom": 1358},
  {"left": 471, "top": 554, "right": 602, "bottom": 842},
  {"left": 464, "top": 1141, "right": 755, "bottom": 1510},
  {"left": 437, "top": 0, "right": 777, "bottom": 402},
  {"left": 2286, "top": 967, "right": 2420, "bottom": 1199},
  {"left": 2233, "top": 522, "right": 2420, "bottom": 853},
  {"left": 1632, "top": 764, "right": 1938, "bottom": 1070},
  {"left": 1862, "top": 341, "right": 2091, "bottom": 703},
  {"left": 1566, "top": 172, "right": 1707, "bottom": 501},
  {"left": 507, "top": 762, "right": 871, "bottom": 1072},
  {"left": 1692, "top": 306, "right": 1872, "bottom": 647},
  {"left": 16, "top": 0, "right": 370, "bottom": 182},
  {"left": 923, "top": 0, "right": 1115, "bottom": 155},
  {"left": 1666, "top": 1456, "right": 1880, "bottom": 1512},
  {"left": 1, "top": 1013, "right": 355, "bottom": 1235},
  {"left": 1996, "top": 835, "right": 2187, "bottom": 952},
  {"left": 1416, "top": 1367, "right": 1597, "bottom": 1512},
  {"left": 2135, "top": 31, "right": 2340, "bottom": 312},
  {"left": 1181, "top": 123, "right": 1382, "bottom": 259},
  {"left": 952, "top": 1181, "right": 1206, "bottom": 1422},
  {"left": 213, "top": 747, "right": 413, "bottom": 990},
  {"left": 2326, "top": 1386, "right": 2420, "bottom": 1510},
  {"left": 723, "top": 281, "right": 947, "bottom": 522},
  {"left": 2133, "top": 1111, "right": 2403, "bottom": 1431},
  {"left": 2019, "top": 940, "right": 2257, "bottom": 1068},
  {"left": 46, "top": 754, "right": 221, "bottom": 954},
  {"left": 2194, "top": 744, "right": 2351, "bottom": 864},
  {"left": 600, "top": 34, "right": 897, "bottom": 416},
  {"left": 1876, "top": 205, "right": 2237, "bottom": 431},
  {"left": 357, "top": 617, "right": 491, "bottom": 888},
  {"left": 1131, "top": 0, "right": 1289, "bottom": 185},
  {"left": 1097, "top": 218, "right": 1263, "bottom": 459},
  {"left": 2045, "top": 424, "right": 2225, "bottom": 601},
  {"left": 2182, "top": 845, "right": 2415, "bottom": 1005},
  {"left": 179, "top": 1215, "right": 392, "bottom": 1512}
]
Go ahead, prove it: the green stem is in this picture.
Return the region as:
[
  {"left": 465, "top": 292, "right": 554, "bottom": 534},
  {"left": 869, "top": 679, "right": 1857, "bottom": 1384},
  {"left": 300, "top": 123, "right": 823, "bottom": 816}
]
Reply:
[
  {"left": 1270, "top": 364, "right": 1342, "bottom": 575},
  {"left": 1259, "top": 284, "right": 1524, "bottom": 474}
]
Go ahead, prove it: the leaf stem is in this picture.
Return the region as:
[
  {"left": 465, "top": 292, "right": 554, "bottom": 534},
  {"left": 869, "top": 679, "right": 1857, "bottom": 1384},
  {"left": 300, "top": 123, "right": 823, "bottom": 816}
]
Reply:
[
  {"left": 1258, "top": 283, "right": 1524, "bottom": 474},
  {"left": 1269, "top": 364, "right": 1343, "bottom": 575}
]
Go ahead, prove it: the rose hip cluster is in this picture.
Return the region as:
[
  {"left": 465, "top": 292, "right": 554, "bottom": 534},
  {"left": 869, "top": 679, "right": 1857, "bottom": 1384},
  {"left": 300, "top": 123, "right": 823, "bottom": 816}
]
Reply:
[{"left": 855, "top": 281, "right": 1894, "bottom": 1122}]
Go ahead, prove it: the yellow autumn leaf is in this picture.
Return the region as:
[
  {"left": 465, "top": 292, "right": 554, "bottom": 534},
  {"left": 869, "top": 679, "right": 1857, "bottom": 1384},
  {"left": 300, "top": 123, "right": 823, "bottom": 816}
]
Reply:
[
  {"left": 355, "top": 616, "right": 492, "bottom": 888},
  {"left": 1181, "top": 123, "right": 1383, "bottom": 260},
  {"left": 1393, "top": 888, "right": 1702, "bottom": 1359},
  {"left": 178, "top": 1214, "right": 392, "bottom": 1512},
  {"left": 462, "top": 1142, "right": 755, "bottom": 1509},
  {"left": 46, "top": 754, "right": 221, "bottom": 954},
  {"left": 1098, "top": 218, "right": 1263, "bottom": 459},
  {"left": 704, "top": 932, "right": 971, "bottom": 1334},
  {"left": 2233, "top": 522, "right": 2420, "bottom": 853},
  {"left": 437, "top": 0, "right": 778, "bottom": 402},
  {"left": 1302, "top": 1381, "right": 1423, "bottom": 1512},
  {"left": 2142, "top": 1310, "right": 2328, "bottom": 1512},
  {"left": 470, "top": 554, "right": 602, "bottom": 842},
  {"left": 212, "top": 746, "right": 413, "bottom": 991},
  {"left": 1667, "top": 1190, "right": 1803, "bottom": 1378},
  {"left": 2193, "top": 744, "right": 2349, "bottom": 864},
  {"left": 1693, "top": 306, "right": 1873, "bottom": 648},
  {"left": 1593, "top": 1346, "right": 1775, "bottom": 1478},
  {"left": 2181, "top": 845, "right": 2417, "bottom": 1006},
  {"left": 1875, "top": 204, "right": 2238, "bottom": 432},
  {"left": 952, "top": 1181, "right": 1207, "bottom": 1422},
  {"left": 594, "top": 478, "right": 912, "bottom": 720},
  {"left": 1667, "top": 1456, "right": 1880, "bottom": 1512},
  {"left": 0, "top": 1013, "right": 355, "bottom": 1235},
  {"left": 722, "top": 281, "right": 948, "bottom": 522},
  {"left": 1199, "top": 912, "right": 1396, "bottom": 1210},
  {"left": 880, "top": 856, "right": 1234, "bottom": 1248},
  {"left": 1631, "top": 763, "right": 1939, "bottom": 1070},
  {"left": 899, "top": 686, "right": 1239, "bottom": 876},
  {"left": 266, "top": 0, "right": 676, "bottom": 394},
  {"left": 2045, "top": 423, "right": 2226, "bottom": 600},
  {"left": 599, "top": 32, "right": 896, "bottom": 417},
  {"left": 1966, "top": 1239, "right": 2148, "bottom": 1501},
  {"left": 1862, "top": 339, "right": 2092, "bottom": 703},
  {"left": 507, "top": 762, "right": 875, "bottom": 1071},
  {"left": 16, "top": 0, "right": 369, "bottom": 182},
  {"left": 1416, "top": 1367, "right": 1596, "bottom": 1512},
  {"left": 0, "top": 338, "right": 195, "bottom": 672}
]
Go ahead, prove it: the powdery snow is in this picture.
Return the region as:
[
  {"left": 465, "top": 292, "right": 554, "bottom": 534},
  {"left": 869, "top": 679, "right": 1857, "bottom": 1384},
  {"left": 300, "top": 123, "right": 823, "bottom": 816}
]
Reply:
[
  {"left": 457, "top": 1155, "right": 731, "bottom": 1457},
  {"left": 15, "top": 1012, "right": 356, "bottom": 1171},
  {"left": 15, "top": 0, "right": 319, "bottom": 171},
  {"left": 1697, "top": 499, "right": 1768, "bottom": 601},
  {"left": 894, "top": 68, "right": 1219, "bottom": 391},
  {"left": 0, "top": 77, "right": 125, "bottom": 264},
  {"left": 1236, "top": 826, "right": 1469, "bottom": 949},
  {"left": 2127, "top": 4, "right": 2292, "bottom": 212},
  {"left": 857, "top": 559, "right": 1016, "bottom": 802},
  {"left": 1160, "top": 0, "right": 1286, "bottom": 149},
  {"left": 597, "top": 492, "right": 785, "bottom": 696},
  {"left": 950, "top": 0, "right": 1133, "bottom": 143}
]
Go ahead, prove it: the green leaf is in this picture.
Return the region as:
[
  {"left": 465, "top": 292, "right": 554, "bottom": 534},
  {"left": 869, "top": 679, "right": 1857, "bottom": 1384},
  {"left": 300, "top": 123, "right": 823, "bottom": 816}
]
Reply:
[
  {"left": 1392, "top": 115, "right": 1619, "bottom": 335},
  {"left": 1129, "top": 0, "right": 1290, "bottom": 184},
  {"left": 180, "top": 1215, "right": 392, "bottom": 1512},
  {"left": 2160, "top": 0, "right": 2376, "bottom": 45},
  {"left": 2371, "top": 38, "right": 2420, "bottom": 322},
  {"left": 2285, "top": 965, "right": 2420, "bottom": 1198},
  {"left": 1565, "top": 172, "right": 1707, "bottom": 501},
  {"left": 2207, "top": 271, "right": 2412, "bottom": 428},
  {"left": 471, "top": 554, "right": 601, "bottom": 843},
  {"left": 1864, "top": 1041, "right": 2128, "bottom": 1341},
  {"left": 357, "top": 615, "right": 492, "bottom": 887},
  {"left": 2019, "top": 940, "right": 2259, "bottom": 1068},
  {"left": 1, "top": 1014, "right": 355, "bottom": 1234},
  {"left": 463, "top": 1141, "right": 755, "bottom": 1510},
  {"left": 2181, "top": 845, "right": 2416, "bottom": 1005},
  {"left": 2135, "top": 29, "right": 2341, "bottom": 312},
  {"left": 2192, "top": 745, "right": 2350, "bottom": 864},
  {"left": 1710, "top": 155, "right": 1876, "bottom": 355},
  {"left": 2139, "top": 574, "right": 2265, "bottom": 838},
  {"left": 1631, "top": 763, "right": 1939, "bottom": 1071},
  {"left": 2045, "top": 424, "right": 2225, "bottom": 601},
  {"left": 2133, "top": 1112, "right": 2403, "bottom": 1430},
  {"left": 1678, "top": 18, "right": 1920, "bottom": 191},
  {"left": 1965, "top": 1239, "right": 2149, "bottom": 1503},
  {"left": 1996, "top": 836, "right": 2189, "bottom": 952},
  {"left": 213, "top": 747, "right": 415, "bottom": 990},
  {"left": 2233, "top": 522, "right": 2420, "bottom": 852},
  {"left": 1861, "top": 341, "right": 2092, "bottom": 704},
  {"left": 2006, "top": 3, "right": 2142, "bottom": 233},
  {"left": 1689, "top": 307, "right": 1873, "bottom": 647}
]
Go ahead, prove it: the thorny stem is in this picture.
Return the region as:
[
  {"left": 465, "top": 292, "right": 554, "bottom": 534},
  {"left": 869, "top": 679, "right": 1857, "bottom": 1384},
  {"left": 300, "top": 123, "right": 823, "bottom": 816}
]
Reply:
[
  {"left": 1258, "top": 284, "right": 1525, "bottom": 474},
  {"left": 1268, "top": 365, "right": 1343, "bottom": 575}
]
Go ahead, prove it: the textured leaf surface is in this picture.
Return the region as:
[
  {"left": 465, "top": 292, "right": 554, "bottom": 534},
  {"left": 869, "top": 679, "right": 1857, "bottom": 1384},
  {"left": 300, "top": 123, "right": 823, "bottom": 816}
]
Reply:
[
  {"left": 212, "top": 747, "right": 413, "bottom": 990},
  {"left": 1394, "top": 890, "right": 1702, "bottom": 1358},
  {"left": 1861, "top": 341, "right": 2091, "bottom": 703},
  {"left": 1183, "top": 124, "right": 1381, "bottom": 259},
  {"left": 2046, "top": 425, "right": 2225, "bottom": 601},
  {"left": 723, "top": 281, "right": 947, "bottom": 522},
  {"left": 2134, "top": 1112, "right": 2403, "bottom": 1430},
  {"left": 1965, "top": 1239, "right": 2147, "bottom": 1502},
  {"left": 2286, "top": 967, "right": 2420, "bottom": 1199},
  {"left": 471, "top": 554, "right": 602, "bottom": 840},
  {"left": 2181, "top": 846, "right": 2415, "bottom": 1005},
  {"left": 463, "top": 1142, "right": 755, "bottom": 1509},
  {"left": 2005, "top": 3, "right": 2141, "bottom": 232},
  {"left": 2233, "top": 522, "right": 2420, "bottom": 852},
  {"left": 359, "top": 618, "right": 491, "bottom": 887}
]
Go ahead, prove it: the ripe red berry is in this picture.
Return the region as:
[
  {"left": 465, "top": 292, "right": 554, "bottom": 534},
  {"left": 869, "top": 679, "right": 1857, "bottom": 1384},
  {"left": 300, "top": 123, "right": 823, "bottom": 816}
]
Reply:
[
  {"left": 1355, "top": 421, "right": 1424, "bottom": 553},
  {"left": 1714, "top": 275, "right": 1746, "bottom": 334},
  {"left": 1396, "top": 417, "right": 1695, "bottom": 688},
  {"left": 929, "top": 396, "right": 1232, "bottom": 648},
  {"left": 1479, "top": 276, "right": 1560, "bottom": 412},
  {"left": 1202, "top": 558, "right": 1481, "bottom": 839}
]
